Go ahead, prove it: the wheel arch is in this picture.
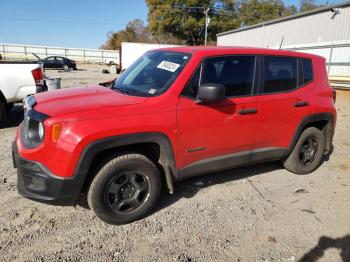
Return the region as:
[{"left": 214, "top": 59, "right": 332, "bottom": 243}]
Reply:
[
  {"left": 289, "top": 113, "right": 335, "bottom": 154},
  {"left": 74, "top": 132, "right": 178, "bottom": 199},
  {"left": 0, "top": 90, "right": 7, "bottom": 104}
]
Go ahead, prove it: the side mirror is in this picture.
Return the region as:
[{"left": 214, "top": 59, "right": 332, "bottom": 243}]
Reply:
[{"left": 197, "top": 84, "right": 225, "bottom": 103}]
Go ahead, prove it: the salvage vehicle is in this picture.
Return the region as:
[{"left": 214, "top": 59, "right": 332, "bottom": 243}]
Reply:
[
  {"left": 13, "top": 47, "right": 336, "bottom": 225},
  {"left": 0, "top": 62, "right": 45, "bottom": 122},
  {"left": 33, "top": 54, "right": 77, "bottom": 71}
]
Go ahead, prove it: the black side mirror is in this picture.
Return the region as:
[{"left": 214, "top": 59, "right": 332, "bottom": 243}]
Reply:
[{"left": 197, "top": 84, "right": 225, "bottom": 103}]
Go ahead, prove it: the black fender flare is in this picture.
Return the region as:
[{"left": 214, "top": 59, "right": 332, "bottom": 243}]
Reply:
[
  {"left": 73, "top": 132, "right": 178, "bottom": 195},
  {"left": 288, "top": 112, "right": 335, "bottom": 154},
  {"left": 0, "top": 90, "right": 7, "bottom": 104}
]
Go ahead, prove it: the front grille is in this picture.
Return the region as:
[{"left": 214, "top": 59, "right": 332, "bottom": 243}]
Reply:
[
  {"left": 20, "top": 121, "right": 29, "bottom": 147},
  {"left": 20, "top": 111, "right": 30, "bottom": 145}
]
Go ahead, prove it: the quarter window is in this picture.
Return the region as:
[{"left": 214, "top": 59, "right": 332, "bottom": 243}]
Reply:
[
  {"left": 262, "top": 56, "right": 297, "bottom": 93},
  {"left": 302, "top": 58, "right": 313, "bottom": 84}
]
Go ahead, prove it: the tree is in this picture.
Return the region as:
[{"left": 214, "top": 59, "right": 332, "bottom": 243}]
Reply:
[
  {"left": 237, "top": 0, "right": 297, "bottom": 27},
  {"left": 146, "top": 0, "right": 239, "bottom": 45},
  {"left": 102, "top": 0, "right": 318, "bottom": 48},
  {"left": 300, "top": 0, "right": 321, "bottom": 12},
  {"left": 100, "top": 19, "right": 152, "bottom": 50},
  {"left": 146, "top": 0, "right": 299, "bottom": 45}
]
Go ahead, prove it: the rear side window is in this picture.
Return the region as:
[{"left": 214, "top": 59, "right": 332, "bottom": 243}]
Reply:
[
  {"left": 183, "top": 55, "right": 256, "bottom": 98},
  {"left": 262, "top": 56, "right": 297, "bottom": 93},
  {"left": 302, "top": 58, "right": 313, "bottom": 84}
]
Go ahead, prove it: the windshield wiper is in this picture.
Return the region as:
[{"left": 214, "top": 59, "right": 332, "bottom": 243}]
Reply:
[{"left": 114, "top": 85, "right": 135, "bottom": 95}]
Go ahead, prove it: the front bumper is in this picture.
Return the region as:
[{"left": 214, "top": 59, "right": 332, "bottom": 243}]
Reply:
[{"left": 13, "top": 142, "right": 82, "bottom": 206}]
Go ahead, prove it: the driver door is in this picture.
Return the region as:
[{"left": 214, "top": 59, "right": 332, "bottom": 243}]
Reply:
[{"left": 177, "top": 55, "right": 260, "bottom": 172}]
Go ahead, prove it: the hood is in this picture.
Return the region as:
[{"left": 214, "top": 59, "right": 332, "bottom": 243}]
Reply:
[{"left": 34, "top": 85, "right": 147, "bottom": 117}]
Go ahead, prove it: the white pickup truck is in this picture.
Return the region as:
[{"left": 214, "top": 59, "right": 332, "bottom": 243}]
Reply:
[{"left": 0, "top": 62, "right": 45, "bottom": 122}]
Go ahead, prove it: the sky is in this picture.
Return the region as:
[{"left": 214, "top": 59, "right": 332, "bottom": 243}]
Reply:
[{"left": 0, "top": 0, "right": 345, "bottom": 49}]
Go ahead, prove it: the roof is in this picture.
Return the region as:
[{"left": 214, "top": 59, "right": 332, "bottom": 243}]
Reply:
[
  {"left": 158, "top": 46, "right": 262, "bottom": 53},
  {"left": 217, "top": 1, "right": 350, "bottom": 37},
  {"left": 156, "top": 46, "right": 323, "bottom": 60}
]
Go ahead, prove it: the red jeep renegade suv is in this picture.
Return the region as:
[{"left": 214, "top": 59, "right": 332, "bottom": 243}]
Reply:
[{"left": 13, "top": 47, "right": 336, "bottom": 224}]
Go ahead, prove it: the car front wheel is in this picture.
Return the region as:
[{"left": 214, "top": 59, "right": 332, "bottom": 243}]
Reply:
[
  {"left": 284, "top": 127, "right": 325, "bottom": 175},
  {"left": 87, "top": 153, "right": 161, "bottom": 225},
  {"left": 63, "top": 64, "right": 69, "bottom": 71},
  {"left": 0, "top": 101, "right": 6, "bottom": 122}
]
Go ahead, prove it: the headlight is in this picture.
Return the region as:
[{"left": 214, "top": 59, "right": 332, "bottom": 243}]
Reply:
[
  {"left": 38, "top": 122, "right": 44, "bottom": 140},
  {"left": 20, "top": 96, "right": 50, "bottom": 148},
  {"left": 21, "top": 115, "right": 46, "bottom": 148},
  {"left": 26, "top": 119, "right": 45, "bottom": 147}
]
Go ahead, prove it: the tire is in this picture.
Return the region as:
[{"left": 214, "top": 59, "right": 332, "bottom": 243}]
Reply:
[
  {"left": 63, "top": 64, "right": 69, "bottom": 71},
  {"left": 0, "top": 100, "right": 7, "bottom": 122},
  {"left": 87, "top": 153, "right": 162, "bottom": 225},
  {"left": 284, "top": 127, "right": 325, "bottom": 175},
  {"left": 6, "top": 103, "right": 14, "bottom": 111}
]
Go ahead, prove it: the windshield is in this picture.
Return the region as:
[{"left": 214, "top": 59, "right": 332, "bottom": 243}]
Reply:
[{"left": 113, "top": 50, "right": 191, "bottom": 97}]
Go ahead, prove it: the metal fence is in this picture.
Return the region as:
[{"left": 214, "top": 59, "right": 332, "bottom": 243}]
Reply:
[
  {"left": 282, "top": 40, "right": 350, "bottom": 78},
  {"left": 0, "top": 43, "right": 120, "bottom": 64}
]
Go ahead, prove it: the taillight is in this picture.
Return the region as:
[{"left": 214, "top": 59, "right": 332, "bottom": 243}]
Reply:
[
  {"left": 31, "top": 67, "right": 44, "bottom": 87},
  {"left": 333, "top": 88, "right": 336, "bottom": 103}
]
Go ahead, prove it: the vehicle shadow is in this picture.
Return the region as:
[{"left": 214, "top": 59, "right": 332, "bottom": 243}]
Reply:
[
  {"left": 299, "top": 235, "right": 350, "bottom": 262},
  {"left": 155, "top": 161, "right": 283, "bottom": 213},
  {"left": 0, "top": 105, "right": 23, "bottom": 129},
  {"left": 324, "top": 144, "right": 335, "bottom": 162}
]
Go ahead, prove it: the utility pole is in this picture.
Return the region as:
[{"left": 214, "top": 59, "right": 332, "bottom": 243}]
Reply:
[{"left": 204, "top": 8, "right": 210, "bottom": 45}]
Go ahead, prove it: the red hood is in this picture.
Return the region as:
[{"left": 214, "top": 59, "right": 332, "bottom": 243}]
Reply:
[{"left": 34, "top": 85, "right": 147, "bottom": 117}]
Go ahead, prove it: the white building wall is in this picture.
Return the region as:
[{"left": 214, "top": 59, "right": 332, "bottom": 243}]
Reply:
[
  {"left": 217, "top": 5, "right": 350, "bottom": 48},
  {"left": 120, "top": 42, "right": 181, "bottom": 69}
]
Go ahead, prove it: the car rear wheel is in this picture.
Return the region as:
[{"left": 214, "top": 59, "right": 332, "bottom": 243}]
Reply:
[
  {"left": 284, "top": 127, "right": 325, "bottom": 175},
  {"left": 87, "top": 153, "right": 161, "bottom": 225}
]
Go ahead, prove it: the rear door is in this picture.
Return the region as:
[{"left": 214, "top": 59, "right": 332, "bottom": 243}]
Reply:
[
  {"left": 255, "top": 56, "right": 313, "bottom": 150},
  {"left": 177, "top": 55, "right": 260, "bottom": 169}
]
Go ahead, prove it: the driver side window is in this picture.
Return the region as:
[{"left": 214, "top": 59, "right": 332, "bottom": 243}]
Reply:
[
  {"left": 183, "top": 55, "right": 256, "bottom": 99},
  {"left": 182, "top": 65, "right": 201, "bottom": 98}
]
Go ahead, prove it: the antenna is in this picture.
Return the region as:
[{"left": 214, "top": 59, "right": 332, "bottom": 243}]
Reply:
[{"left": 279, "top": 36, "right": 284, "bottom": 49}]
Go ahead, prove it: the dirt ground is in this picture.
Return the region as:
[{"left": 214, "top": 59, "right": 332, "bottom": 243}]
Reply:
[
  {"left": 0, "top": 67, "right": 349, "bottom": 261},
  {"left": 45, "top": 63, "right": 117, "bottom": 89}
]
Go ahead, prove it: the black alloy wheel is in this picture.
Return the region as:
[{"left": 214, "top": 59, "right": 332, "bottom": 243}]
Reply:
[
  {"left": 105, "top": 171, "right": 150, "bottom": 214},
  {"left": 284, "top": 127, "right": 325, "bottom": 175},
  {"left": 87, "top": 153, "right": 161, "bottom": 225},
  {"left": 299, "top": 136, "right": 319, "bottom": 166}
]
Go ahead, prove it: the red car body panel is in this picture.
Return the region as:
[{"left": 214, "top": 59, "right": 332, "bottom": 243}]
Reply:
[{"left": 16, "top": 47, "right": 336, "bottom": 180}]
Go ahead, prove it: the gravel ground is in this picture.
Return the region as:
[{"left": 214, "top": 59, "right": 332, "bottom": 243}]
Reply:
[
  {"left": 45, "top": 63, "right": 117, "bottom": 89},
  {"left": 0, "top": 68, "right": 349, "bottom": 261}
]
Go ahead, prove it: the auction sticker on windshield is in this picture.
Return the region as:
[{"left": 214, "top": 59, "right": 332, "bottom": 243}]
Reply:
[{"left": 157, "top": 61, "right": 180, "bottom": 72}]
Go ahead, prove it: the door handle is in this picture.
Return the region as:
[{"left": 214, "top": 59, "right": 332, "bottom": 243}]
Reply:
[
  {"left": 239, "top": 108, "right": 257, "bottom": 115},
  {"left": 294, "top": 101, "right": 309, "bottom": 107}
]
